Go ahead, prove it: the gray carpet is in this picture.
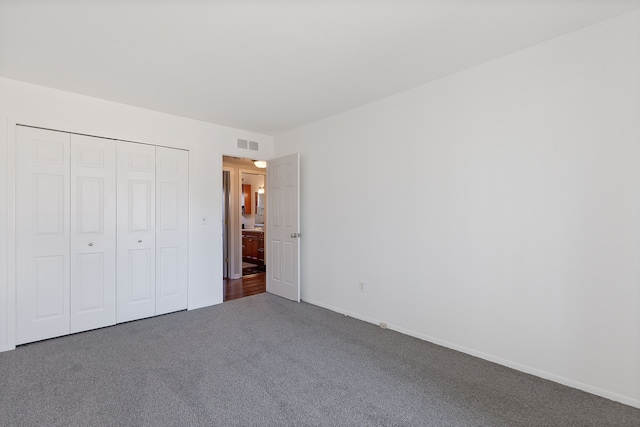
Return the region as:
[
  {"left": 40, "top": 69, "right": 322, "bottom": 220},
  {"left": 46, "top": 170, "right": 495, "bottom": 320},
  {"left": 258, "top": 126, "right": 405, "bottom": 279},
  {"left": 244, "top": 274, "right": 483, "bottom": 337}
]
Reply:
[{"left": 1, "top": 294, "right": 639, "bottom": 426}]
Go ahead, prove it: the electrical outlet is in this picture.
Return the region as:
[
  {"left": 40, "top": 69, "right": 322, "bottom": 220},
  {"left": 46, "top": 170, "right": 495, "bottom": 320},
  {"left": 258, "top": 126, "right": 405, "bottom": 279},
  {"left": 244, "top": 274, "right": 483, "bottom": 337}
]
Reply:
[{"left": 359, "top": 282, "right": 364, "bottom": 292}]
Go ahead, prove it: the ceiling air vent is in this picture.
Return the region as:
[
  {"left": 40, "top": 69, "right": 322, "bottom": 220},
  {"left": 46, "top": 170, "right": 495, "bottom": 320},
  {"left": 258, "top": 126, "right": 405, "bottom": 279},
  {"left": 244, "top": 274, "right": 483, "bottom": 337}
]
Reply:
[
  {"left": 237, "top": 139, "right": 248, "bottom": 149},
  {"left": 249, "top": 141, "right": 259, "bottom": 151}
]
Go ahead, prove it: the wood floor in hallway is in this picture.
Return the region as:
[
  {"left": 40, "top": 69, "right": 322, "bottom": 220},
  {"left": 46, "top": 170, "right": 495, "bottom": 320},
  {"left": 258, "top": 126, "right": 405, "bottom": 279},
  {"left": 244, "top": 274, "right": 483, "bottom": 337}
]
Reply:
[{"left": 224, "top": 272, "right": 266, "bottom": 301}]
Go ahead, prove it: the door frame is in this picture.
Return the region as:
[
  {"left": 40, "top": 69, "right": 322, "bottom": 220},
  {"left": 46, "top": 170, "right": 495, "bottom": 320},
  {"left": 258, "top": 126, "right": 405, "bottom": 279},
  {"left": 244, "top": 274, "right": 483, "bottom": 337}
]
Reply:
[
  {"left": 3, "top": 118, "right": 18, "bottom": 352},
  {"left": 222, "top": 170, "right": 231, "bottom": 278},
  {"left": 221, "top": 162, "right": 240, "bottom": 279},
  {"left": 220, "top": 155, "right": 267, "bottom": 284}
]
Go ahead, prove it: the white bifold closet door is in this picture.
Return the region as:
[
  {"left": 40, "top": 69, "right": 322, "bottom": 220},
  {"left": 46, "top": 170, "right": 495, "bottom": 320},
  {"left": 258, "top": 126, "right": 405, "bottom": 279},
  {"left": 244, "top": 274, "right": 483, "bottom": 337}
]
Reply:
[
  {"left": 155, "top": 147, "right": 189, "bottom": 315},
  {"left": 16, "top": 129, "right": 188, "bottom": 343},
  {"left": 16, "top": 127, "right": 71, "bottom": 344},
  {"left": 70, "top": 134, "right": 116, "bottom": 333},
  {"left": 116, "top": 142, "right": 188, "bottom": 322},
  {"left": 16, "top": 128, "right": 117, "bottom": 344},
  {"left": 116, "top": 142, "right": 157, "bottom": 323}
]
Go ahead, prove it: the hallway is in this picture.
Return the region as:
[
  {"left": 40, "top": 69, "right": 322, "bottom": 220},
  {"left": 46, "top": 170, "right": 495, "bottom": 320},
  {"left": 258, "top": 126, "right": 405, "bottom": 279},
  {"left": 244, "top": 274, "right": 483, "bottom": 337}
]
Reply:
[{"left": 223, "top": 272, "right": 266, "bottom": 301}]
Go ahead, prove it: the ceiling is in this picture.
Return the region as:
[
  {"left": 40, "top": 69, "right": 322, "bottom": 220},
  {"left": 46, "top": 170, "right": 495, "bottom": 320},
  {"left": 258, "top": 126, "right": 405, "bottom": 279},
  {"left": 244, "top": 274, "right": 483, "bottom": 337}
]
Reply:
[
  {"left": 1, "top": 0, "right": 639, "bottom": 136},
  {"left": 223, "top": 156, "right": 264, "bottom": 170}
]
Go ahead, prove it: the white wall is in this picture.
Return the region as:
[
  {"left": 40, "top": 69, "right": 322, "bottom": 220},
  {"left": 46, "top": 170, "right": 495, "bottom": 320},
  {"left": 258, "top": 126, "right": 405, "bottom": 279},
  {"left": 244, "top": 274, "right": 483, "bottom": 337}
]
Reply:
[
  {"left": 274, "top": 11, "right": 640, "bottom": 407},
  {"left": 0, "top": 77, "right": 274, "bottom": 352}
]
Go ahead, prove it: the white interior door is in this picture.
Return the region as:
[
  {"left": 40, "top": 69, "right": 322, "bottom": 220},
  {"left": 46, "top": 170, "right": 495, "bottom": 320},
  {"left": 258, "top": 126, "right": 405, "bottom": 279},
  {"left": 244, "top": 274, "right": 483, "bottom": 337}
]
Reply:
[
  {"left": 155, "top": 147, "right": 188, "bottom": 315},
  {"left": 116, "top": 141, "right": 156, "bottom": 323},
  {"left": 266, "top": 153, "right": 300, "bottom": 302},
  {"left": 16, "top": 126, "right": 71, "bottom": 344},
  {"left": 70, "top": 134, "right": 116, "bottom": 333}
]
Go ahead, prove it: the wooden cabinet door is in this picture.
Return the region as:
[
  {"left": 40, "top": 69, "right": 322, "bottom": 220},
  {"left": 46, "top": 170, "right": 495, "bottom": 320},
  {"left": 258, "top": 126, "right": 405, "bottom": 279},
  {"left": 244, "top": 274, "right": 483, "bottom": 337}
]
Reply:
[
  {"left": 242, "top": 233, "right": 247, "bottom": 260},
  {"left": 242, "top": 184, "right": 252, "bottom": 214},
  {"left": 248, "top": 237, "right": 258, "bottom": 262},
  {"left": 257, "top": 235, "right": 265, "bottom": 266}
]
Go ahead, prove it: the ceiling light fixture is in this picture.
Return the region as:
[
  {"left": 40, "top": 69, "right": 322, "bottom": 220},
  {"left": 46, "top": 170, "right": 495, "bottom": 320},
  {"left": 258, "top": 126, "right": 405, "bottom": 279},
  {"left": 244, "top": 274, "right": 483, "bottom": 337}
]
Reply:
[
  {"left": 253, "top": 160, "right": 267, "bottom": 168},
  {"left": 258, "top": 186, "right": 265, "bottom": 194}
]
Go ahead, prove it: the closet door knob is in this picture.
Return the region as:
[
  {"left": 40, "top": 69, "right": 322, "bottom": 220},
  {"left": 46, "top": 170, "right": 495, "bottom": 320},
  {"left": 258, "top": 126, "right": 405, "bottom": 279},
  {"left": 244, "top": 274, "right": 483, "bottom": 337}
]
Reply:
[
  {"left": 88, "top": 243, "right": 93, "bottom": 247},
  {"left": 138, "top": 240, "right": 143, "bottom": 243}
]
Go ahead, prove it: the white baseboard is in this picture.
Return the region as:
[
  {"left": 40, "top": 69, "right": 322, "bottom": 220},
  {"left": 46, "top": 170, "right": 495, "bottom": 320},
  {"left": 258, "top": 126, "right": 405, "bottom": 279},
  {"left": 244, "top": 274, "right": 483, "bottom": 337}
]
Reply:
[
  {"left": 301, "top": 297, "right": 640, "bottom": 410},
  {"left": 0, "top": 344, "right": 15, "bottom": 353}
]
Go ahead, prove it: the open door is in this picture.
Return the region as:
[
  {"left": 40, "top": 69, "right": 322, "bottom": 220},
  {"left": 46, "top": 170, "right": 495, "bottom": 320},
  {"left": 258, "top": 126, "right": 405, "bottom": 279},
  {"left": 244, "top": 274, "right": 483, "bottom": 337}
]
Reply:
[{"left": 266, "top": 153, "right": 300, "bottom": 301}]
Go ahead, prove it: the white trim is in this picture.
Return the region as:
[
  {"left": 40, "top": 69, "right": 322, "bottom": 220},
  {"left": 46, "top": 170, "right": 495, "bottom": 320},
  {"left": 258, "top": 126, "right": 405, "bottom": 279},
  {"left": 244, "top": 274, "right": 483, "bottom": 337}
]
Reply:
[
  {"left": 301, "top": 297, "right": 640, "bottom": 410},
  {"left": 0, "top": 117, "right": 8, "bottom": 352},
  {"left": 221, "top": 159, "right": 241, "bottom": 280},
  {"left": 222, "top": 165, "right": 239, "bottom": 279},
  {"left": 4, "top": 117, "right": 17, "bottom": 352}
]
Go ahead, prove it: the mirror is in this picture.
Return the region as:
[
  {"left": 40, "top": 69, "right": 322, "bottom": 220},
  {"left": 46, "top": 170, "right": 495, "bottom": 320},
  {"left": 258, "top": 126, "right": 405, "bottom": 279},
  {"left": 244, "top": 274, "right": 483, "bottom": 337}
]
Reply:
[
  {"left": 255, "top": 193, "right": 265, "bottom": 226},
  {"left": 241, "top": 171, "right": 265, "bottom": 229}
]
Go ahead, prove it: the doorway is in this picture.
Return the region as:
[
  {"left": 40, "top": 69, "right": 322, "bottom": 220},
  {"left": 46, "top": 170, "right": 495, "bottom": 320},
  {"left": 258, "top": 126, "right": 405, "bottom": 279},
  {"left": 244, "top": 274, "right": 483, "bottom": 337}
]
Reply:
[
  {"left": 222, "top": 156, "right": 266, "bottom": 301},
  {"left": 240, "top": 171, "right": 266, "bottom": 276}
]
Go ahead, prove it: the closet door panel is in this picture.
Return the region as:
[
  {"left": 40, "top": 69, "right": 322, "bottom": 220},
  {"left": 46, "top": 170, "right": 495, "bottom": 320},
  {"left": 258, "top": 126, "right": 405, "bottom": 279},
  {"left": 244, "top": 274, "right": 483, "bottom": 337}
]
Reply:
[
  {"left": 70, "top": 135, "right": 116, "bottom": 333},
  {"left": 117, "top": 142, "right": 156, "bottom": 323},
  {"left": 156, "top": 147, "right": 188, "bottom": 315},
  {"left": 16, "top": 126, "right": 71, "bottom": 344}
]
